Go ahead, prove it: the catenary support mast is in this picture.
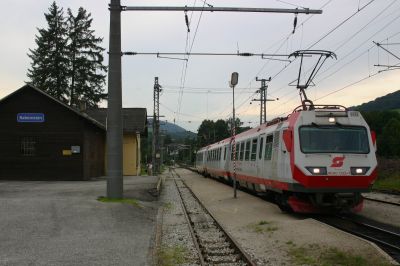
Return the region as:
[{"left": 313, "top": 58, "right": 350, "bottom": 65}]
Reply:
[{"left": 107, "top": 0, "right": 123, "bottom": 199}]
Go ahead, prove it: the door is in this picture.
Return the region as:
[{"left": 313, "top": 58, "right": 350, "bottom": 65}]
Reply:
[{"left": 257, "top": 134, "right": 265, "bottom": 177}]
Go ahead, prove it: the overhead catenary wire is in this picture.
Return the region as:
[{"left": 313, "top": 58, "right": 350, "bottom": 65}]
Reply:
[
  {"left": 263, "top": 0, "right": 397, "bottom": 118},
  {"left": 306, "top": 0, "right": 376, "bottom": 49},
  {"left": 208, "top": 0, "right": 334, "bottom": 121}
]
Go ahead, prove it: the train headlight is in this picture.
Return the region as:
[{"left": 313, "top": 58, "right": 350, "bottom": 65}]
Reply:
[
  {"left": 350, "top": 167, "right": 370, "bottom": 175},
  {"left": 328, "top": 117, "right": 336, "bottom": 123},
  {"left": 306, "top": 167, "right": 327, "bottom": 175}
]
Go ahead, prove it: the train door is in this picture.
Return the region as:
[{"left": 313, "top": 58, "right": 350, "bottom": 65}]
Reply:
[
  {"left": 223, "top": 145, "right": 229, "bottom": 180},
  {"left": 279, "top": 127, "right": 291, "bottom": 181},
  {"left": 257, "top": 134, "right": 265, "bottom": 177}
]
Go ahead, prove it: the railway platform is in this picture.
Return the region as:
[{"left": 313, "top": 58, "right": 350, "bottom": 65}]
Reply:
[{"left": 0, "top": 175, "right": 161, "bottom": 265}]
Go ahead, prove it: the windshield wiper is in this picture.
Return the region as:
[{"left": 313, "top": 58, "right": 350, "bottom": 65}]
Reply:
[{"left": 311, "top": 122, "right": 320, "bottom": 128}]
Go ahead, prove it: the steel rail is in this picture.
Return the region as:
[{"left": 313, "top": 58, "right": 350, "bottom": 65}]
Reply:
[
  {"left": 315, "top": 215, "right": 400, "bottom": 262},
  {"left": 170, "top": 169, "right": 206, "bottom": 266},
  {"left": 363, "top": 196, "right": 400, "bottom": 207},
  {"left": 172, "top": 168, "right": 257, "bottom": 266}
]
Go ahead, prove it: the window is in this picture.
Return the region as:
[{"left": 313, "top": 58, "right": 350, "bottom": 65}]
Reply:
[
  {"left": 21, "top": 137, "right": 36, "bottom": 156},
  {"left": 245, "top": 140, "right": 251, "bottom": 161},
  {"left": 265, "top": 135, "right": 273, "bottom": 160},
  {"left": 239, "top": 142, "right": 244, "bottom": 160},
  {"left": 251, "top": 138, "right": 258, "bottom": 161},
  {"left": 259, "top": 137, "right": 264, "bottom": 160},
  {"left": 223, "top": 147, "right": 226, "bottom": 160},
  {"left": 299, "top": 126, "right": 369, "bottom": 154}
]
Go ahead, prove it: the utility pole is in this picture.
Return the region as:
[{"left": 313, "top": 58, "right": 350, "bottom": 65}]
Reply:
[
  {"left": 152, "top": 77, "right": 162, "bottom": 175},
  {"left": 107, "top": 0, "right": 123, "bottom": 199},
  {"left": 252, "top": 77, "right": 277, "bottom": 125}
]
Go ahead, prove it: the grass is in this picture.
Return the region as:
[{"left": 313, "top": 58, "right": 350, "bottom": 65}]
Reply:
[
  {"left": 287, "top": 243, "right": 392, "bottom": 266},
  {"left": 247, "top": 220, "right": 278, "bottom": 234},
  {"left": 163, "top": 202, "right": 173, "bottom": 210},
  {"left": 157, "top": 245, "right": 188, "bottom": 266},
  {"left": 97, "top": 196, "right": 142, "bottom": 208},
  {"left": 373, "top": 173, "right": 400, "bottom": 192}
]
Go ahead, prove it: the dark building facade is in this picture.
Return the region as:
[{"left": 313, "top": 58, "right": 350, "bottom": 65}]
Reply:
[{"left": 0, "top": 85, "right": 105, "bottom": 180}]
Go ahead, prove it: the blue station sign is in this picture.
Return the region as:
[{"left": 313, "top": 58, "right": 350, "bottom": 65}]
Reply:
[{"left": 17, "top": 113, "right": 45, "bottom": 123}]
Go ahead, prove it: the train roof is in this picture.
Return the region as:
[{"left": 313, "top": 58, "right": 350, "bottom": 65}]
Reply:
[{"left": 197, "top": 104, "right": 353, "bottom": 153}]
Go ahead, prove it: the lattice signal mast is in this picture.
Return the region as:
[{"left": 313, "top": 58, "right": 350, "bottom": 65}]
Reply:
[{"left": 152, "top": 77, "right": 162, "bottom": 175}]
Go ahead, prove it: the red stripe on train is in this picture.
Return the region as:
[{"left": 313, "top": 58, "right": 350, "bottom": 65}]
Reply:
[{"left": 205, "top": 167, "right": 289, "bottom": 190}]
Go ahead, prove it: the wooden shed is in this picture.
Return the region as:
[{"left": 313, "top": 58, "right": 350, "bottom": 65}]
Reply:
[{"left": 0, "top": 84, "right": 106, "bottom": 180}]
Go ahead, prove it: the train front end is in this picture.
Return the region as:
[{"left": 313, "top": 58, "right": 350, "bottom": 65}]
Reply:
[{"left": 285, "top": 106, "right": 377, "bottom": 213}]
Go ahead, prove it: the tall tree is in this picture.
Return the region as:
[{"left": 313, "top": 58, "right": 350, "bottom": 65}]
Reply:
[
  {"left": 27, "top": 1, "right": 69, "bottom": 102},
  {"left": 378, "top": 118, "right": 400, "bottom": 158},
  {"left": 27, "top": 2, "right": 107, "bottom": 107},
  {"left": 67, "top": 7, "right": 107, "bottom": 107},
  {"left": 197, "top": 120, "right": 215, "bottom": 147}
]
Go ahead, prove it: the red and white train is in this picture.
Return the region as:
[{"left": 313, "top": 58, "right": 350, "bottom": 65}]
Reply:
[{"left": 195, "top": 105, "right": 377, "bottom": 213}]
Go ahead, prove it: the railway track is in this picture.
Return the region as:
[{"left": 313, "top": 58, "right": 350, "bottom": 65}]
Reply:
[
  {"left": 363, "top": 196, "right": 400, "bottom": 207},
  {"left": 315, "top": 214, "right": 400, "bottom": 263},
  {"left": 169, "top": 168, "right": 256, "bottom": 266}
]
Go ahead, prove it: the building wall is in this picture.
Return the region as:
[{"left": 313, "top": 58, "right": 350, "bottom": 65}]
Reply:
[
  {"left": 0, "top": 87, "right": 105, "bottom": 180},
  {"left": 123, "top": 134, "right": 138, "bottom": 176},
  {"left": 104, "top": 134, "right": 140, "bottom": 176},
  {"left": 83, "top": 124, "right": 106, "bottom": 180}
]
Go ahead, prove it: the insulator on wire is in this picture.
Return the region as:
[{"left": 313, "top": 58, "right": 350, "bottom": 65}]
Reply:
[
  {"left": 184, "top": 9, "right": 190, "bottom": 32},
  {"left": 292, "top": 13, "right": 298, "bottom": 34}
]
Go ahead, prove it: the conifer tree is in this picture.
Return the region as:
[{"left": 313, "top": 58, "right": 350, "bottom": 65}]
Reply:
[
  {"left": 27, "top": 2, "right": 107, "bottom": 107},
  {"left": 27, "top": 1, "right": 69, "bottom": 102},
  {"left": 66, "top": 7, "right": 107, "bottom": 107}
]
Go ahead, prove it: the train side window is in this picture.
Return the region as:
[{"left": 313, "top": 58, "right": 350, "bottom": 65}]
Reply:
[
  {"left": 265, "top": 135, "right": 273, "bottom": 160},
  {"left": 259, "top": 136, "right": 264, "bottom": 160},
  {"left": 245, "top": 140, "right": 251, "bottom": 160},
  {"left": 223, "top": 147, "right": 226, "bottom": 160},
  {"left": 251, "top": 138, "right": 258, "bottom": 161},
  {"left": 238, "top": 142, "right": 243, "bottom": 160}
]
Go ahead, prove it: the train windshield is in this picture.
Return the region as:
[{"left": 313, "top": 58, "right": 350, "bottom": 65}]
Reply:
[{"left": 299, "top": 125, "right": 369, "bottom": 154}]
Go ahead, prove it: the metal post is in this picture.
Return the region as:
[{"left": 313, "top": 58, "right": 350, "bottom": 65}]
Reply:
[
  {"left": 253, "top": 77, "right": 275, "bottom": 125},
  {"left": 106, "top": 0, "right": 123, "bottom": 199},
  {"left": 232, "top": 85, "right": 237, "bottom": 198},
  {"left": 230, "top": 72, "right": 238, "bottom": 199},
  {"left": 152, "top": 77, "right": 161, "bottom": 175}
]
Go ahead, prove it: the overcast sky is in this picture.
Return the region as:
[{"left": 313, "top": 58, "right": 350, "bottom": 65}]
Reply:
[{"left": 1, "top": 0, "right": 399, "bottom": 132}]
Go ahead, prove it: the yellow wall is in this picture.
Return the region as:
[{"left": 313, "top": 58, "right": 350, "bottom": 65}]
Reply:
[
  {"left": 105, "top": 133, "right": 141, "bottom": 176},
  {"left": 123, "top": 134, "right": 137, "bottom": 176}
]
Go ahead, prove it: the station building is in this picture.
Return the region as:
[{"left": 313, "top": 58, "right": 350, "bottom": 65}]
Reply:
[{"left": 0, "top": 84, "right": 147, "bottom": 180}]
